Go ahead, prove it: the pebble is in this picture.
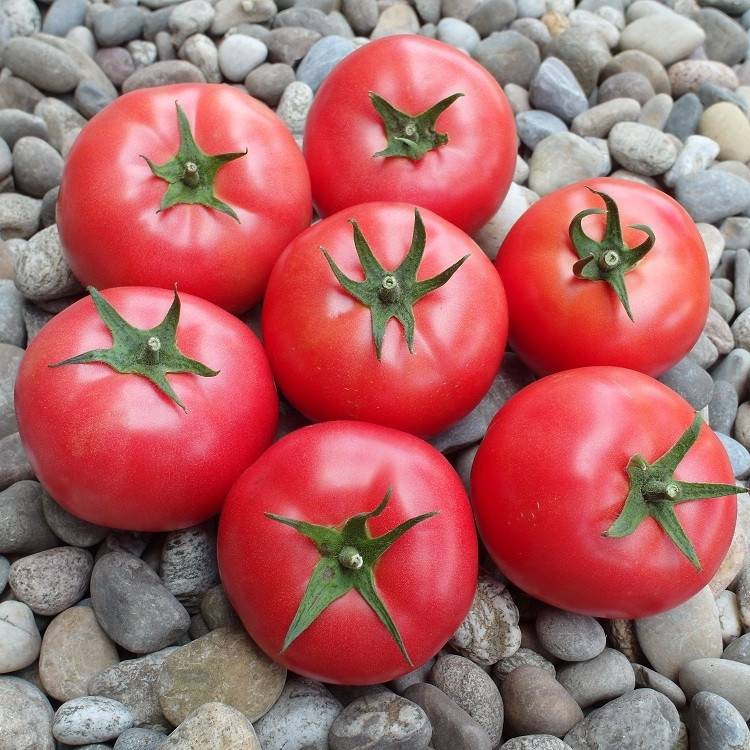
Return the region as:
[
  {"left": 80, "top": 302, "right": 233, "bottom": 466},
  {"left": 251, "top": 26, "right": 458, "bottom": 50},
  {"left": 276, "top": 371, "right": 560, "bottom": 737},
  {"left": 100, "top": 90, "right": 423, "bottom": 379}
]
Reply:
[
  {"left": 0, "top": 279, "right": 25, "bottom": 347},
  {"left": 436, "top": 17, "right": 481, "bottom": 53},
  {"left": 555, "top": 648, "right": 635, "bottom": 708},
  {"left": 709, "top": 378, "right": 739, "bottom": 433},
  {"left": 724, "top": 632, "right": 750, "bottom": 664},
  {"left": 717, "top": 590, "right": 743, "bottom": 643},
  {"left": 8, "top": 546, "right": 93, "bottom": 616},
  {"left": 694, "top": 7, "right": 748, "bottom": 66},
  {"left": 159, "top": 701, "right": 261, "bottom": 749},
  {"left": 276, "top": 79, "right": 313, "bottom": 136},
  {"left": 635, "top": 586, "right": 723, "bottom": 681},
  {"left": 0, "top": 600, "right": 40, "bottom": 673},
  {"left": 91, "top": 6, "right": 146, "bottom": 47},
  {"left": 699, "top": 102, "right": 750, "bottom": 162},
  {"left": 563, "top": 688, "right": 680, "bottom": 749},
  {"left": 607, "top": 121, "right": 677, "bottom": 175},
  {"left": 200, "top": 584, "right": 242, "bottom": 630},
  {"left": 602, "top": 49, "right": 671, "bottom": 96},
  {"left": 688, "top": 333, "right": 719, "bottom": 370},
  {"left": 0, "top": 480, "right": 59, "bottom": 554},
  {"left": 689, "top": 691, "right": 750, "bottom": 750},
  {"left": 675, "top": 170, "right": 750, "bottom": 224},
  {"left": 516, "top": 109, "right": 568, "bottom": 149},
  {"left": 41, "top": 0, "right": 88, "bottom": 36},
  {"left": 0, "top": 110, "right": 48, "bottom": 152},
  {"left": 38, "top": 605, "right": 119, "bottom": 702},
  {"left": 571, "top": 97, "right": 640, "bottom": 138},
  {"left": 52, "top": 696, "right": 134, "bottom": 745},
  {"left": 245, "top": 62, "right": 296, "bottom": 107},
  {"left": 402, "top": 682, "right": 493, "bottom": 750},
  {"left": 502, "top": 738, "right": 573, "bottom": 750},
  {"left": 664, "top": 92, "right": 704, "bottom": 141},
  {"left": 0, "top": 675, "right": 54, "bottom": 750},
  {"left": 724, "top": 218, "right": 750, "bottom": 252},
  {"left": 638, "top": 93, "right": 673, "bottom": 129},
  {"left": 631, "top": 664, "right": 687, "bottom": 708},
  {"left": 618, "top": 11, "right": 705, "bottom": 66},
  {"left": 211, "top": 0, "right": 277, "bottom": 31},
  {"left": 217, "top": 32, "right": 268, "bottom": 82},
  {"left": 545, "top": 26, "right": 611, "bottom": 96},
  {"left": 429, "top": 653, "right": 504, "bottom": 746},
  {"left": 113, "top": 727, "right": 168, "bottom": 750},
  {"left": 327, "top": 690, "right": 431, "bottom": 750},
  {"left": 657, "top": 356, "right": 715, "bottom": 410},
  {"left": 90, "top": 550, "right": 191, "bottom": 654},
  {"left": 0, "top": 192, "right": 42, "bottom": 239},
  {"left": 448, "top": 569, "right": 522, "bottom": 666},
  {"left": 663, "top": 134, "right": 720, "bottom": 188},
  {"left": 680, "top": 657, "right": 750, "bottom": 719},
  {"left": 121, "top": 59, "right": 206, "bottom": 92},
  {"left": 155, "top": 626, "right": 286, "bottom": 725},
  {"left": 528, "top": 132, "right": 606, "bottom": 195},
  {"left": 0, "top": 0, "right": 41, "bottom": 36},
  {"left": 295, "top": 35, "right": 357, "bottom": 92},
  {"left": 529, "top": 56, "right": 588, "bottom": 123},
  {"left": 707, "top": 307, "right": 738, "bottom": 356},
  {"left": 671, "top": 60, "right": 740, "bottom": 99},
  {"left": 491, "top": 647, "right": 557, "bottom": 688},
  {"left": 11, "top": 136, "right": 63, "bottom": 199},
  {"left": 254, "top": 677, "right": 342, "bottom": 750},
  {"left": 40, "top": 491, "right": 109, "bottom": 548},
  {"left": 501, "top": 665, "right": 583, "bottom": 738},
  {"left": 724, "top": 427, "right": 750, "bottom": 476},
  {"left": 266, "top": 27, "right": 319, "bottom": 67},
  {"left": 712, "top": 348, "right": 750, "bottom": 401},
  {"left": 535, "top": 607, "right": 606, "bottom": 662},
  {"left": 0, "top": 36, "right": 80, "bottom": 94}
]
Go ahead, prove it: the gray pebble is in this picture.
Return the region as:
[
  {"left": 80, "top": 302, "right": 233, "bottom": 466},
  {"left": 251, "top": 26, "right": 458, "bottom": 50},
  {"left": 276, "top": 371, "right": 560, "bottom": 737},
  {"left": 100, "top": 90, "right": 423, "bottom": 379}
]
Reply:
[
  {"left": 638, "top": 92, "right": 673, "bottom": 130},
  {"left": 697, "top": 81, "right": 749, "bottom": 114},
  {"left": 33, "top": 96, "right": 86, "bottom": 155},
  {"left": 0, "top": 600, "right": 41, "bottom": 673},
  {"left": 41, "top": 490, "right": 109, "bottom": 548},
  {"left": 608, "top": 121, "right": 677, "bottom": 175},
  {"left": 529, "top": 56, "right": 589, "bottom": 124},
  {"left": 664, "top": 92, "right": 703, "bottom": 141},
  {"left": 680, "top": 657, "right": 750, "bottom": 719},
  {"left": 0, "top": 137, "right": 11, "bottom": 181},
  {"left": 0, "top": 675, "right": 55, "bottom": 750},
  {"left": 211, "top": 0, "right": 277, "bottom": 33},
  {"left": 0, "top": 480, "right": 59, "bottom": 554},
  {"left": 254, "top": 677, "right": 342, "bottom": 750},
  {"left": 341, "top": 0, "right": 378, "bottom": 36},
  {"left": 52, "top": 696, "right": 134, "bottom": 745},
  {"left": 0, "top": 192, "right": 41, "bottom": 239},
  {"left": 516, "top": 109, "right": 568, "bottom": 149},
  {"left": 632, "top": 663, "right": 687, "bottom": 708},
  {"left": 556, "top": 648, "right": 635, "bottom": 709},
  {"left": 468, "top": 0, "right": 517, "bottom": 36},
  {"left": 528, "top": 132, "right": 606, "bottom": 196},
  {"left": 41, "top": 0, "right": 88, "bottom": 36},
  {"left": 571, "top": 97, "right": 640, "bottom": 138},
  {"left": 0, "top": 555, "right": 8, "bottom": 590},
  {"left": 265, "top": 26, "right": 320, "bottom": 67},
  {"left": 91, "top": 6, "right": 146, "bottom": 47},
  {"left": 687, "top": 333, "right": 719, "bottom": 370},
  {"left": 276, "top": 79, "right": 313, "bottom": 135},
  {"left": 12, "top": 136, "right": 63, "bottom": 199},
  {"left": 712, "top": 348, "right": 750, "bottom": 401},
  {"left": 725, "top": 632, "right": 750, "bottom": 665},
  {"left": 0, "top": 36, "right": 80, "bottom": 94},
  {"left": 491, "top": 647, "right": 556, "bottom": 688},
  {"left": 8, "top": 545, "right": 93, "bottom": 616},
  {"left": 675, "top": 170, "right": 750, "bottom": 224},
  {"left": 689, "top": 690, "right": 750, "bottom": 750},
  {"left": 0, "top": 433, "right": 33, "bottom": 492},
  {"left": 0, "top": 109, "right": 48, "bottom": 150},
  {"left": 535, "top": 607, "right": 606, "bottom": 662},
  {"left": 217, "top": 33, "right": 267, "bottom": 82},
  {"left": 158, "top": 701, "right": 261, "bottom": 749},
  {"left": 692, "top": 7, "right": 748, "bottom": 66},
  {"left": 95, "top": 46, "right": 137, "bottom": 89},
  {"left": 619, "top": 9, "right": 705, "bottom": 66},
  {"left": 0, "top": 278, "right": 25, "bottom": 347},
  {"left": 724, "top": 217, "right": 750, "bottom": 251},
  {"left": 709, "top": 378, "right": 739, "bottom": 434},
  {"left": 663, "top": 134, "right": 720, "bottom": 189},
  {"left": 113, "top": 727, "right": 167, "bottom": 750},
  {"left": 121, "top": 59, "right": 206, "bottom": 92},
  {"left": 414, "top": 0, "right": 441, "bottom": 24},
  {"left": 169, "top": 0, "right": 214, "bottom": 47},
  {"left": 545, "top": 26, "right": 611, "bottom": 97},
  {"left": 472, "top": 30, "right": 540, "bottom": 89},
  {"left": 90, "top": 550, "right": 191, "bottom": 654},
  {"left": 296, "top": 35, "right": 357, "bottom": 93},
  {"left": 178, "top": 33, "right": 221, "bottom": 84},
  {"left": 657, "top": 356, "right": 715, "bottom": 410},
  {"left": 328, "top": 690, "right": 430, "bottom": 750},
  {"left": 200, "top": 583, "right": 241, "bottom": 630},
  {"left": 274, "top": 6, "right": 333, "bottom": 36},
  {"left": 40, "top": 186, "right": 58, "bottom": 229},
  {"left": 0, "top": 342, "right": 21, "bottom": 441},
  {"left": 510, "top": 17, "right": 550, "bottom": 48},
  {"left": 502, "top": 738, "right": 574, "bottom": 750},
  {"left": 73, "top": 81, "right": 116, "bottom": 119},
  {"left": 436, "top": 17, "right": 480, "bottom": 53},
  {"left": 245, "top": 62, "right": 295, "bottom": 107},
  {"left": 712, "top": 281, "right": 736, "bottom": 321}
]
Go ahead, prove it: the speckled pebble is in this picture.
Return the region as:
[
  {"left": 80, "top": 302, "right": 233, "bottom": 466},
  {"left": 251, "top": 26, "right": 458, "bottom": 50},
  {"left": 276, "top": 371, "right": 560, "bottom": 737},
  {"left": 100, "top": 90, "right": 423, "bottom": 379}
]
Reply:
[
  {"left": 529, "top": 56, "right": 588, "bottom": 123},
  {"left": 0, "top": 192, "right": 42, "bottom": 239},
  {"left": 689, "top": 691, "right": 750, "bottom": 750},
  {"left": 607, "top": 121, "right": 677, "bottom": 176},
  {"left": 535, "top": 607, "right": 606, "bottom": 662},
  {"left": 52, "top": 696, "right": 134, "bottom": 745},
  {"left": 679, "top": 657, "right": 750, "bottom": 719},
  {"left": 0, "top": 600, "right": 40, "bottom": 673},
  {"left": 159, "top": 701, "right": 260, "bottom": 749},
  {"left": 12, "top": 136, "right": 63, "bottom": 199},
  {"left": 0, "top": 480, "right": 59, "bottom": 555},
  {"left": 663, "top": 134, "right": 720, "bottom": 188},
  {"left": 556, "top": 648, "right": 635, "bottom": 709},
  {"left": 0, "top": 675, "right": 55, "bottom": 750},
  {"left": 670, "top": 59, "right": 740, "bottom": 99},
  {"left": 528, "top": 132, "right": 606, "bottom": 196},
  {"left": 657, "top": 356, "right": 715, "bottom": 410},
  {"left": 113, "top": 727, "right": 168, "bottom": 750},
  {"left": 276, "top": 79, "right": 313, "bottom": 136}
]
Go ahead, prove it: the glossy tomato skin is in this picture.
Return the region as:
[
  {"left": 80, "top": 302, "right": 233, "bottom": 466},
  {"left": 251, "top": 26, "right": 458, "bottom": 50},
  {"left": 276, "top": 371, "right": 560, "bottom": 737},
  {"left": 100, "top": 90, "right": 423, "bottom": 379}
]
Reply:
[
  {"left": 14, "top": 287, "right": 278, "bottom": 531},
  {"left": 303, "top": 35, "right": 517, "bottom": 235},
  {"left": 217, "top": 421, "right": 478, "bottom": 684},
  {"left": 56, "top": 83, "right": 312, "bottom": 315},
  {"left": 470, "top": 366, "right": 737, "bottom": 619},
  {"left": 261, "top": 202, "right": 508, "bottom": 438},
  {"left": 495, "top": 177, "right": 710, "bottom": 377}
]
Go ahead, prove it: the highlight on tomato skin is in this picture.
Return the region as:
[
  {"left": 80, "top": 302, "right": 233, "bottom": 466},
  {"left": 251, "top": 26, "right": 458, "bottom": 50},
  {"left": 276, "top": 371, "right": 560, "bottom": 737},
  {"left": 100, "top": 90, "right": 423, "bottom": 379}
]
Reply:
[
  {"left": 469, "top": 366, "right": 742, "bottom": 620},
  {"left": 217, "top": 420, "right": 479, "bottom": 685}
]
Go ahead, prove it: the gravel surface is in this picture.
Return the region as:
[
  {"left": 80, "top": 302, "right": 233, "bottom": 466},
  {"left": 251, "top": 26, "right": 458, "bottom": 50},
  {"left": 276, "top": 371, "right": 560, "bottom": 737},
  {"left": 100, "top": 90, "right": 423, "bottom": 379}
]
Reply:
[{"left": 2, "top": 0, "right": 750, "bottom": 747}]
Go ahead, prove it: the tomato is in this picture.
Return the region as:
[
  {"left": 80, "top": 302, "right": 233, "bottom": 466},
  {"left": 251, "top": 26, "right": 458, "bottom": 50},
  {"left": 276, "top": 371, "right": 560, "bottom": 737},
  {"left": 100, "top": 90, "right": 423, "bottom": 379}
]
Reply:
[
  {"left": 261, "top": 201, "right": 508, "bottom": 438},
  {"left": 495, "top": 177, "right": 710, "bottom": 377},
  {"left": 14, "top": 286, "right": 278, "bottom": 531},
  {"left": 56, "top": 83, "right": 312, "bottom": 315},
  {"left": 302, "top": 35, "right": 517, "bottom": 235},
  {"left": 217, "top": 420, "right": 478, "bottom": 684},
  {"left": 470, "top": 366, "right": 743, "bottom": 619}
]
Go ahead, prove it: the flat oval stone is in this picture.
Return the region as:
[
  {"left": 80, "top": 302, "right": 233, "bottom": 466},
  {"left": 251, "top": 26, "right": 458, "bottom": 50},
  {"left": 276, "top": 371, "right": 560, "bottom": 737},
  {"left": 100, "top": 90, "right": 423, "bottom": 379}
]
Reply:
[
  {"left": 121, "top": 59, "right": 206, "bottom": 93},
  {"left": 529, "top": 56, "right": 588, "bottom": 123},
  {"left": 556, "top": 648, "right": 635, "bottom": 708},
  {"left": 619, "top": 12, "right": 705, "bottom": 66},
  {"left": 535, "top": 608, "right": 606, "bottom": 662},
  {"left": 608, "top": 121, "right": 677, "bottom": 175},
  {"left": 674, "top": 170, "right": 750, "bottom": 224},
  {"left": 0, "top": 675, "right": 54, "bottom": 750},
  {"left": 52, "top": 696, "right": 133, "bottom": 745},
  {"left": 663, "top": 134, "right": 720, "bottom": 189},
  {"left": 529, "top": 132, "right": 606, "bottom": 196},
  {"left": 632, "top": 663, "right": 687, "bottom": 708},
  {"left": 158, "top": 702, "right": 260, "bottom": 750},
  {"left": 0, "top": 36, "right": 80, "bottom": 93},
  {"left": 0, "top": 480, "right": 59, "bottom": 555},
  {"left": 491, "top": 647, "right": 557, "bottom": 688},
  {"left": 679, "top": 657, "right": 750, "bottom": 719},
  {"left": 699, "top": 102, "right": 750, "bottom": 162},
  {"left": 0, "top": 600, "right": 40, "bottom": 673},
  {"left": 571, "top": 97, "right": 641, "bottom": 138},
  {"left": 689, "top": 691, "right": 750, "bottom": 750}
]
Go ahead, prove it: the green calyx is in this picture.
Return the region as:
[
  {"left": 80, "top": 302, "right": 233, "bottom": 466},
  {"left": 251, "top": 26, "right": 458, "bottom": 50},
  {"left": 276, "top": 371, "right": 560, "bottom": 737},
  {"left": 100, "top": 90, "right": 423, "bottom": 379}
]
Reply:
[
  {"left": 370, "top": 91, "right": 463, "bottom": 161},
  {"left": 321, "top": 208, "right": 468, "bottom": 359},
  {"left": 570, "top": 187, "right": 655, "bottom": 320},
  {"left": 604, "top": 412, "right": 747, "bottom": 570},
  {"left": 142, "top": 101, "right": 246, "bottom": 221},
  {"left": 265, "top": 487, "right": 438, "bottom": 665},
  {"left": 49, "top": 286, "right": 218, "bottom": 412}
]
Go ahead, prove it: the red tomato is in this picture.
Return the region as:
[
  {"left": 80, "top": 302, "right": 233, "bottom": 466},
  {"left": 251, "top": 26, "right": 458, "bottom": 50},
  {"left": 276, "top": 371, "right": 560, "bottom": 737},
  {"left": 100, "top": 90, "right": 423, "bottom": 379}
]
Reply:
[
  {"left": 495, "top": 177, "right": 710, "bottom": 377},
  {"left": 217, "top": 420, "right": 478, "bottom": 684},
  {"left": 14, "top": 286, "right": 278, "bottom": 531},
  {"left": 261, "top": 202, "right": 508, "bottom": 438},
  {"left": 470, "top": 366, "right": 741, "bottom": 619},
  {"left": 56, "top": 83, "right": 312, "bottom": 315},
  {"left": 303, "top": 35, "right": 517, "bottom": 235}
]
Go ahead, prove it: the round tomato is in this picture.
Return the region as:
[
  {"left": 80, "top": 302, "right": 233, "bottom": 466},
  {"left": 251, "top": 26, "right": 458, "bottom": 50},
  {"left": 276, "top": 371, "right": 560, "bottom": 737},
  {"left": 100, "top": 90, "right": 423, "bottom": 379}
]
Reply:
[
  {"left": 303, "top": 35, "right": 517, "bottom": 235},
  {"left": 470, "top": 366, "right": 742, "bottom": 619},
  {"left": 261, "top": 202, "right": 508, "bottom": 438},
  {"left": 14, "top": 286, "right": 278, "bottom": 531},
  {"left": 56, "top": 83, "right": 312, "bottom": 315},
  {"left": 217, "top": 420, "right": 478, "bottom": 684},
  {"left": 495, "top": 177, "right": 710, "bottom": 377}
]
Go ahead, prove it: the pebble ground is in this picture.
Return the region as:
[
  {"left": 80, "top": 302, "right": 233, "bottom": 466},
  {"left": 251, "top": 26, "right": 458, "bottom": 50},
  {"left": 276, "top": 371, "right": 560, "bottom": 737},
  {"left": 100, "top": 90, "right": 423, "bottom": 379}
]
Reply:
[{"left": 2, "top": 0, "right": 750, "bottom": 748}]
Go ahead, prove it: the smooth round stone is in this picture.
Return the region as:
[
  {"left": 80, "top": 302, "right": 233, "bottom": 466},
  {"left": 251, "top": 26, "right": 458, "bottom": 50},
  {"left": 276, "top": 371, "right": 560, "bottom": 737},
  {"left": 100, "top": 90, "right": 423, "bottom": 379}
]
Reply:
[
  {"left": 556, "top": 648, "right": 635, "bottom": 709},
  {"left": 0, "top": 480, "right": 59, "bottom": 555},
  {"left": 217, "top": 33, "right": 268, "bottom": 82},
  {"left": 632, "top": 663, "right": 687, "bottom": 708},
  {"left": 159, "top": 702, "right": 260, "bottom": 749},
  {"left": 670, "top": 59, "right": 740, "bottom": 98},
  {"left": 0, "top": 0, "right": 41, "bottom": 35},
  {"left": 0, "top": 37, "right": 80, "bottom": 93},
  {"left": 716, "top": 590, "right": 742, "bottom": 643},
  {"left": 32, "top": 96, "right": 85, "bottom": 158},
  {"left": 663, "top": 134, "right": 720, "bottom": 188},
  {"left": 95, "top": 47, "right": 137, "bottom": 89},
  {"left": 38, "top": 605, "right": 119, "bottom": 702},
  {"left": 602, "top": 50, "right": 671, "bottom": 96},
  {"left": 436, "top": 17, "right": 481, "bottom": 52},
  {"left": 563, "top": 688, "right": 680, "bottom": 749},
  {"left": 210, "top": 0, "right": 277, "bottom": 33},
  {"left": 402, "top": 682, "right": 492, "bottom": 750},
  {"left": 341, "top": 0, "right": 378, "bottom": 36},
  {"left": 638, "top": 93, "right": 673, "bottom": 129},
  {"left": 178, "top": 33, "right": 221, "bottom": 85},
  {"left": 121, "top": 59, "right": 206, "bottom": 92},
  {"left": 245, "top": 62, "right": 295, "bottom": 107},
  {"left": 732, "top": 307, "right": 750, "bottom": 352},
  {"left": 699, "top": 102, "right": 750, "bottom": 162},
  {"left": 113, "top": 727, "right": 167, "bottom": 750},
  {"left": 156, "top": 627, "right": 286, "bottom": 725},
  {"left": 0, "top": 193, "right": 41, "bottom": 240},
  {"left": 509, "top": 17, "right": 550, "bottom": 49},
  {"left": 254, "top": 677, "right": 342, "bottom": 750},
  {"left": 296, "top": 35, "right": 357, "bottom": 93},
  {"left": 528, "top": 132, "right": 606, "bottom": 196},
  {"left": 712, "top": 348, "right": 750, "bottom": 402},
  {"left": 90, "top": 550, "right": 191, "bottom": 654},
  {"left": 429, "top": 654, "right": 504, "bottom": 746},
  {"left": 41, "top": 0, "right": 88, "bottom": 35},
  {"left": 0, "top": 675, "right": 54, "bottom": 750},
  {"left": 449, "top": 570, "right": 521, "bottom": 666},
  {"left": 535, "top": 608, "right": 606, "bottom": 662},
  {"left": 619, "top": 12, "right": 705, "bottom": 66},
  {"left": 467, "top": 0, "right": 518, "bottom": 37},
  {"left": 689, "top": 691, "right": 750, "bottom": 750},
  {"left": 265, "top": 27, "right": 320, "bottom": 67},
  {"left": 0, "top": 342, "right": 22, "bottom": 441},
  {"left": 91, "top": 6, "right": 146, "bottom": 46},
  {"left": 276, "top": 79, "right": 313, "bottom": 136},
  {"left": 40, "top": 491, "right": 109, "bottom": 548},
  {"left": 544, "top": 26, "right": 612, "bottom": 96},
  {"left": 0, "top": 600, "right": 40, "bottom": 673},
  {"left": 711, "top": 522, "right": 747, "bottom": 596},
  {"left": 693, "top": 8, "right": 748, "bottom": 66},
  {"left": 274, "top": 6, "right": 335, "bottom": 35},
  {"left": 11, "top": 136, "right": 63, "bottom": 199},
  {"left": 414, "top": 0, "right": 441, "bottom": 23},
  {"left": 635, "top": 587, "right": 723, "bottom": 681},
  {"left": 608, "top": 121, "right": 677, "bottom": 175},
  {"left": 657, "top": 357, "right": 714, "bottom": 410},
  {"left": 724, "top": 217, "right": 750, "bottom": 251},
  {"left": 680, "top": 658, "right": 750, "bottom": 719},
  {"left": 200, "top": 584, "right": 241, "bottom": 631},
  {"left": 572, "top": 97, "right": 640, "bottom": 138},
  {"left": 705, "top": 307, "right": 735, "bottom": 355},
  {"left": 0, "top": 109, "right": 47, "bottom": 151},
  {"left": 501, "top": 665, "right": 583, "bottom": 738},
  {"left": 328, "top": 691, "right": 431, "bottom": 750},
  {"left": 9, "top": 546, "right": 93, "bottom": 616},
  {"left": 52, "top": 696, "right": 133, "bottom": 745},
  {"left": 568, "top": 7, "right": 619, "bottom": 46},
  {"left": 491, "top": 647, "right": 556, "bottom": 688},
  {"left": 674, "top": 170, "right": 750, "bottom": 223},
  {"left": 369, "top": 0, "right": 419, "bottom": 35},
  {"left": 723, "top": 631, "right": 750, "bottom": 665},
  {"left": 529, "top": 56, "right": 588, "bottom": 123},
  {"left": 698, "top": 82, "right": 748, "bottom": 114},
  {"left": 598, "top": 71, "right": 655, "bottom": 105},
  {"left": 664, "top": 92, "right": 703, "bottom": 141},
  {"left": 73, "top": 80, "right": 116, "bottom": 119},
  {"left": 471, "top": 30, "right": 540, "bottom": 90},
  {"left": 516, "top": 109, "right": 568, "bottom": 149},
  {"left": 169, "top": 0, "right": 215, "bottom": 47}
]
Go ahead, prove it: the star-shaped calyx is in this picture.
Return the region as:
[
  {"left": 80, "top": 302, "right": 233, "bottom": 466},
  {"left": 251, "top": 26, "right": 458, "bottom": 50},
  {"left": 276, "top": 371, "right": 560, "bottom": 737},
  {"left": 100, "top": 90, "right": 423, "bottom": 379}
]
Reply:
[
  {"left": 569, "top": 187, "right": 655, "bottom": 320},
  {"left": 321, "top": 208, "right": 469, "bottom": 359},
  {"left": 370, "top": 91, "right": 463, "bottom": 161},
  {"left": 142, "top": 101, "right": 247, "bottom": 221},
  {"left": 49, "top": 286, "right": 218, "bottom": 412},
  {"left": 266, "top": 487, "right": 438, "bottom": 664},
  {"left": 605, "top": 412, "right": 747, "bottom": 569}
]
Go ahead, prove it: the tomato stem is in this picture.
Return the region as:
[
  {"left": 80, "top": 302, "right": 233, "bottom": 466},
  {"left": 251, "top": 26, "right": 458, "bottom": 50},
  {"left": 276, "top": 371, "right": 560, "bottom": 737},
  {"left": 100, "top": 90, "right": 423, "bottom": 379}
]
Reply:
[
  {"left": 182, "top": 161, "right": 200, "bottom": 188},
  {"left": 339, "top": 546, "right": 364, "bottom": 570}
]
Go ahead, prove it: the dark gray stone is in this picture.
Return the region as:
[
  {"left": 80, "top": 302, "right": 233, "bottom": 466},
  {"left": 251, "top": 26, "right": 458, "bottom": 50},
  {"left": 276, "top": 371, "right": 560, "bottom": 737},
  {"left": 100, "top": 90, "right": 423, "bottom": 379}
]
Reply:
[
  {"left": 709, "top": 378, "right": 739, "bottom": 435},
  {"left": 689, "top": 691, "right": 750, "bottom": 750},
  {"left": 674, "top": 170, "right": 750, "bottom": 225},
  {"left": 0, "top": 108, "right": 48, "bottom": 148},
  {"left": 529, "top": 56, "right": 589, "bottom": 124},
  {"left": 41, "top": 0, "right": 89, "bottom": 36},
  {"left": 664, "top": 93, "right": 703, "bottom": 141},
  {"left": 472, "top": 29, "right": 541, "bottom": 88},
  {"left": 658, "top": 357, "right": 715, "bottom": 410},
  {"left": 0, "top": 432, "right": 34, "bottom": 491},
  {"left": 296, "top": 35, "right": 357, "bottom": 92},
  {"left": 0, "top": 480, "right": 60, "bottom": 554}
]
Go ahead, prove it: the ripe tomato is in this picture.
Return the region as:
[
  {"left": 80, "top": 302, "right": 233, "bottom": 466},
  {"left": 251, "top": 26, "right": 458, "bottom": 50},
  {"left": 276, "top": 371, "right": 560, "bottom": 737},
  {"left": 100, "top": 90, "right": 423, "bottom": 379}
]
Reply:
[
  {"left": 56, "top": 83, "right": 312, "bottom": 315},
  {"left": 495, "top": 177, "right": 710, "bottom": 377},
  {"left": 261, "top": 202, "right": 508, "bottom": 438},
  {"left": 14, "top": 286, "right": 278, "bottom": 531},
  {"left": 470, "top": 366, "right": 742, "bottom": 619},
  {"left": 217, "top": 420, "right": 478, "bottom": 684},
  {"left": 303, "top": 35, "right": 517, "bottom": 235}
]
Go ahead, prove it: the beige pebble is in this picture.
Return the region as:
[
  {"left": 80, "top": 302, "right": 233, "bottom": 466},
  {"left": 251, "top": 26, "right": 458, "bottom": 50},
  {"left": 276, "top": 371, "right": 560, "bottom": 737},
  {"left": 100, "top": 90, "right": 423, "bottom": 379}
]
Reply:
[{"left": 699, "top": 102, "right": 750, "bottom": 162}]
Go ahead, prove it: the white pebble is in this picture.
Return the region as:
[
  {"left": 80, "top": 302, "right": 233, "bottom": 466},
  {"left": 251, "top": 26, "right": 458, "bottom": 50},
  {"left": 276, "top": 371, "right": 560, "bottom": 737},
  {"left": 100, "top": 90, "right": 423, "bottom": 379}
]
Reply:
[
  {"left": 0, "top": 601, "right": 41, "bottom": 673},
  {"left": 52, "top": 696, "right": 134, "bottom": 745}
]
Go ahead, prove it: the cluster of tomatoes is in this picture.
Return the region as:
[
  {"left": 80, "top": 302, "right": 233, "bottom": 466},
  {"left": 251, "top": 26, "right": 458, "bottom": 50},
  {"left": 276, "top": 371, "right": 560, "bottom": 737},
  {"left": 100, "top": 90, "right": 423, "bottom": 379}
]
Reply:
[{"left": 12, "top": 34, "right": 745, "bottom": 685}]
